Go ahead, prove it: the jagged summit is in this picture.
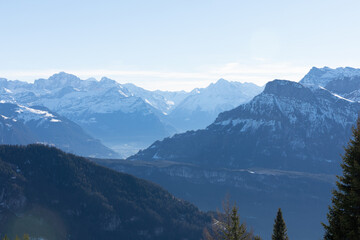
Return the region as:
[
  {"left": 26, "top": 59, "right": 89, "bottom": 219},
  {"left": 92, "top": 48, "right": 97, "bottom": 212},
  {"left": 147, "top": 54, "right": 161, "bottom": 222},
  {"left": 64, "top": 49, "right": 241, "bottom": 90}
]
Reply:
[
  {"left": 209, "top": 78, "right": 261, "bottom": 90},
  {"left": 300, "top": 66, "right": 360, "bottom": 87},
  {"left": 100, "top": 76, "right": 117, "bottom": 84},
  {"left": 211, "top": 78, "right": 229, "bottom": 86},
  {"left": 49, "top": 71, "right": 78, "bottom": 79},
  {"left": 262, "top": 79, "right": 314, "bottom": 100},
  {"left": 34, "top": 72, "right": 82, "bottom": 90}
]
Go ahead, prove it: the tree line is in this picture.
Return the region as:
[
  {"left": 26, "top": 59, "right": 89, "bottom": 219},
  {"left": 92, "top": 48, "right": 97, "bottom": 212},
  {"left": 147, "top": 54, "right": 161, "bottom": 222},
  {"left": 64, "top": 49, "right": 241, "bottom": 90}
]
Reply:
[{"left": 203, "top": 198, "right": 288, "bottom": 240}]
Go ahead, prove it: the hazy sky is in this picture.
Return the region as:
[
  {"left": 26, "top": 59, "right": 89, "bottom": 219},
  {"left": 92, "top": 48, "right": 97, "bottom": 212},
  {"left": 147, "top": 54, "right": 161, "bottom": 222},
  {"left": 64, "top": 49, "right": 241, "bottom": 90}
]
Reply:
[{"left": 1, "top": 0, "right": 360, "bottom": 91}]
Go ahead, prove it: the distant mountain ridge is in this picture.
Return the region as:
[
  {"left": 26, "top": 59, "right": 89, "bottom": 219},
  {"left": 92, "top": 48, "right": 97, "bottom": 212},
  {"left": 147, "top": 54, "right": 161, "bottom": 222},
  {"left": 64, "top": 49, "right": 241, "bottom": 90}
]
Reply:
[
  {"left": 167, "top": 78, "right": 263, "bottom": 131},
  {"left": 300, "top": 66, "right": 360, "bottom": 100},
  {"left": 0, "top": 102, "right": 117, "bottom": 158},
  {"left": 300, "top": 66, "right": 360, "bottom": 87}
]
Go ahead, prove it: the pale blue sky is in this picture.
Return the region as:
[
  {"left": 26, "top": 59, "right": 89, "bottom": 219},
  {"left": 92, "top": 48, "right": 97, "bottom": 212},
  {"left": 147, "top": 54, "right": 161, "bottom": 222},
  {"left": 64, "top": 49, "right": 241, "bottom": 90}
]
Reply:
[{"left": 1, "top": 0, "right": 360, "bottom": 90}]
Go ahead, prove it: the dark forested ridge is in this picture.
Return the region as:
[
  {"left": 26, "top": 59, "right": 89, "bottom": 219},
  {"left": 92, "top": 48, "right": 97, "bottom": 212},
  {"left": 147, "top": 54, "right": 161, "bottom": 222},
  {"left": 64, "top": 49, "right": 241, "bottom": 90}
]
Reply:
[{"left": 0, "top": 144, "right": 210, "bottom": 240}]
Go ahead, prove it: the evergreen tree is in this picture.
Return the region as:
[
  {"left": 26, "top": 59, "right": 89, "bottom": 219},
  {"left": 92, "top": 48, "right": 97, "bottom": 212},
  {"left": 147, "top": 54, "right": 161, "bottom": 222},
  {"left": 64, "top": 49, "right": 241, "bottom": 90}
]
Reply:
[
  {"left": 223, "top": 205, "right": 248, "bottom": 240},
  {"left": 272, "top": 208, "right": 289, "bottom": 240},
  {"left": 323, "top": 119, "right": 360, "bottom": 239},
  {"left": 22, "top": 235, "right": 30, "bottom": 240},
  {"left": 2, "top": 235, "right": 9, "bottom": 240},
  {"left": 204, "top": 198, "right": 252, "bottom": 240}
]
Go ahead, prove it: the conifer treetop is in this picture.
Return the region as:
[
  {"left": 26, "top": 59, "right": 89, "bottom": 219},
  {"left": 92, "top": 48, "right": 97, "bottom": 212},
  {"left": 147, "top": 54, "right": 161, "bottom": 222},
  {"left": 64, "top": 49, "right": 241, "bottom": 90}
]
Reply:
[{"left": 272, "top": 208, "right": 289, "bottom": 240}]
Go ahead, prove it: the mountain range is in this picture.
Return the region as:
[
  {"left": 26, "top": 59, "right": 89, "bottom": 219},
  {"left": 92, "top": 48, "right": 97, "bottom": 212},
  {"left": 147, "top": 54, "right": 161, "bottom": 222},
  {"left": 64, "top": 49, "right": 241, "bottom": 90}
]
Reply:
[
  {"left": 0, "top": 72, "right": 262, "bottom": 157},
  {"left": 113, "top": 66, "right": 360, "bottom": 239},
  {"left": 2, "top": 66, "right": 360, "bottom": 239}
]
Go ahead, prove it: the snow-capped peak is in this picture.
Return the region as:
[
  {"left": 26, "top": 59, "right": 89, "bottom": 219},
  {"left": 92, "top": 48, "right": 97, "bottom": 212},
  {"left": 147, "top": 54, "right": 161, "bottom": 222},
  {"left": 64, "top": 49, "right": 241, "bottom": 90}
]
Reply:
[
  {"left": 300, "top": 66, "right": 360, "bottom": 87},
  {"left": 34, "top": 72, "right": 82, "bottom": 90}
]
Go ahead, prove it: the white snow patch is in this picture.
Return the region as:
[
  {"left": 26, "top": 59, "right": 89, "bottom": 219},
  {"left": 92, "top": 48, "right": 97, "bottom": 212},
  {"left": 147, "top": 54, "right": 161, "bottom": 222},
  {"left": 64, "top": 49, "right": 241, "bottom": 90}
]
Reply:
[
  {"left": 331, "top": 93, "right": 354, "bottom": 102},
  {"left": 145, "top": 99, "right": 154, "bottom": 106},
  {"left": 14, "top": 104, "right": 57, "bottom": 123},
  {"left": 152, "top": 152, "right": 161, "bottom": 159},
  {"left": 50, "top": 118, "right": 62, "bottom": 122},
  {"left": 166, "top": 100, "right": 175, "bottom": 106},
  {"left": 4, "top": 88, "right": 12, "bottom": 93},
  {"left": 319, "top": 86, "right": 354, "bottom": 102},
  {"left": 118, "top": 90, "right": 128, "bottom": 97},
  {"left": 21, "top": 105, "right": 55, "bottom": 118}
]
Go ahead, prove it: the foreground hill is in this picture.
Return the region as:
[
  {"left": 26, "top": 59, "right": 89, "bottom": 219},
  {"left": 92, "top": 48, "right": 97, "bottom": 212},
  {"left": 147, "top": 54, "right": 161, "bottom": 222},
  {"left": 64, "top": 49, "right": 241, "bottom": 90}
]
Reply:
[
  {"left": 130, "top": 79, "right": 360, "bottom": 174},
  {"left": 0, "top": 102, "right": 117, "bottom": 158},
  {"left": 0, "top": 145, "right": 210, "bottom": 240}
]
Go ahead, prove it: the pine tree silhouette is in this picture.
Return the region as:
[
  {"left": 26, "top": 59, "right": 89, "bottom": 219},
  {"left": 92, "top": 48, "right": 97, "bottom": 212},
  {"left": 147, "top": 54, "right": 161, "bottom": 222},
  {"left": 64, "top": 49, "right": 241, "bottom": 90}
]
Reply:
[
  {"left": 323, "top": 119, "right": 360, "bottom": 239},
  {"left": 272, "top": 208, "right": 289, "bottom": 240}
]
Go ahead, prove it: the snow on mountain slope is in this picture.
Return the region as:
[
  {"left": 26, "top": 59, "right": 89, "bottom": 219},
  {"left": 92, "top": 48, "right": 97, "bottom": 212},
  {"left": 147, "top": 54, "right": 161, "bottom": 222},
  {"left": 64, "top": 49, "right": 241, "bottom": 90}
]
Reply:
[
  {"left": 123, "top": 79, "right": 263, "bottom": 132},
  {"left": 178, "top": 78, "right": 263, "bottom": 112},
  {"left": 300, "top": 67, "right": 360, "bottom": 102},
  {"left": 300, "top": 66, "right": 360, "bottom": 87},
  {"left": 167, "top": 78, "right": 264, "bottom": 131},
  {"left": 1, "top": 73, "right": 263, "bottom": 156},
  {"left": 0, "top": 102, "right": 118, "bottom": 158},
  {"left": 0, "top": 73, "right": 175, "bottom": 156},
  {"left": 153, "top": 90, "right": 190, "bottom": 108},
  {"left": 123, "top": 83, "right": 189, "bottom": 114},
  {"left": 130, "top": 80, "right": 360, "bottom": 174}
]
